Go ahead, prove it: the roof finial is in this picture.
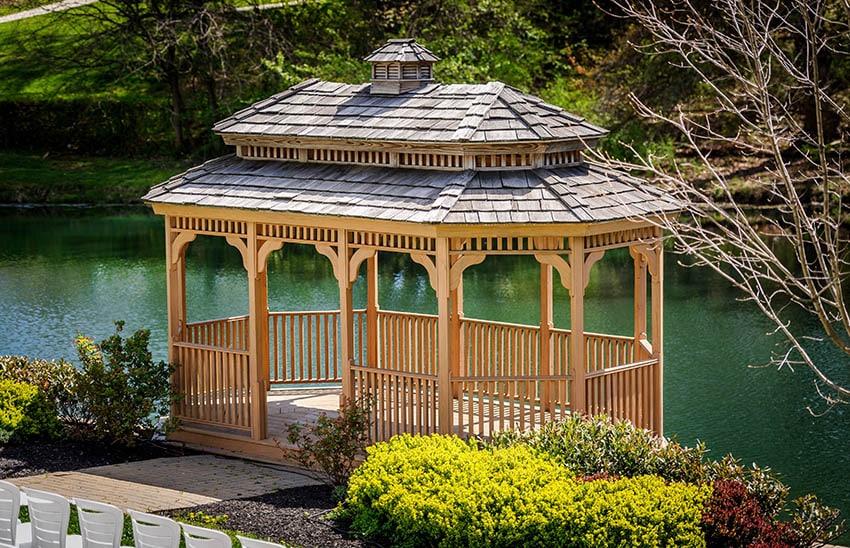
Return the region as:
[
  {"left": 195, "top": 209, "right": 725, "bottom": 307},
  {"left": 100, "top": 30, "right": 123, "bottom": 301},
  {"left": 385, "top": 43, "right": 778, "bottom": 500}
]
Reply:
[{"left": 364, "top": 38, "right": 440, "bottom": 95}]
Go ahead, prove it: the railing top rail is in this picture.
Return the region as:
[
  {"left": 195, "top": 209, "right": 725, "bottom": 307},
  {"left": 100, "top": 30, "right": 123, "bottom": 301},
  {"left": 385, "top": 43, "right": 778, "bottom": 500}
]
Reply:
[
  {"left": 585, "top": 332, "right": 634, "bottom": 342},
  {"left": 377, "top": 309, "right": 440, "bottom": 321},
  {"left": 584, "top": 358, "right": 658, "bottom": 379},
  {"left": 173, "top": 341, "right": 250, "bottom": 355},
  {"left": 186, "top": 315, "right": 249, "bottom": 327},
  {"left": 452, "top": 374, "right": 572, "bottom": 382},
  {"left": 351, "top": 364, "right": 437, "bottom": 381},
  {"left": 461, "top": 317, "right": 542, "bottom": 330},
  {"left": 269, "top": 309, "right": 367, "bottom": 316}
]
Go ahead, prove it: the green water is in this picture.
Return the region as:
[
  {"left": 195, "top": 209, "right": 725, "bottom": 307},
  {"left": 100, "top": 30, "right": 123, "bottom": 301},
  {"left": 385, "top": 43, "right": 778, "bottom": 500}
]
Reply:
[{"left": 1, "top": 206, "right": 848, "bottom": 541}]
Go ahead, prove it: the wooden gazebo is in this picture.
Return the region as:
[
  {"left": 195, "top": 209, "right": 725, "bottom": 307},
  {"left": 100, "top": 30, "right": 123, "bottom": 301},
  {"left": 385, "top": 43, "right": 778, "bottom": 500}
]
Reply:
[{"left": 144, "top": 39, "right": 679, "bottom": 460}]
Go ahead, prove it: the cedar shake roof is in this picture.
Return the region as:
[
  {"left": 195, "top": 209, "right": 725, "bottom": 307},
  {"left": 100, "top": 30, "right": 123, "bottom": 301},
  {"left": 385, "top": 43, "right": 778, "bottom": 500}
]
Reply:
[
  {"left": 143, "top": 155, "right": 679, "bottom": 224},
  {"left": 146, "top": 39, "right": 680, "bottom": 224},
  {"left": 213, "top": 80, "right": 606, "bottom": 144}
]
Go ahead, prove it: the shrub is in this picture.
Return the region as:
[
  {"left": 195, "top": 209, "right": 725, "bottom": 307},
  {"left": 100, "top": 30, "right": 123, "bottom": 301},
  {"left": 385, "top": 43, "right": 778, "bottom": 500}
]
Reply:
[
  {"left": 0, "top": 355, "right": 77, "bottom": 420},
  {"left": 0, "top": 378, "right": 64, "bottom": 443},
  {"left": 702, "top": 479, "right": 795, "bottom": 548},
  {"left": 489, "top": 414, "right": 844, "bottom": 547},
  {"left": 343, "top": 433, "right": 710, "bottom": 548},
  {"left": 489, "top": 413, "right": 707, "bottom": 483},
  {"left": 69, "top": 321, "right": 179, "bottom": 445},
  {"left": 279, "top": 396, "right": 372, "bottom": 491}
]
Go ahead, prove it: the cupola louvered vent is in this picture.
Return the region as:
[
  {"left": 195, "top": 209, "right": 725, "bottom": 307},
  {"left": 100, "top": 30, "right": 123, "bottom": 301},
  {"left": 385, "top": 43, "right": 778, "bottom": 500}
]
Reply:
[{"left": 365, "top": 38, "right": 440, "bottom": 95}]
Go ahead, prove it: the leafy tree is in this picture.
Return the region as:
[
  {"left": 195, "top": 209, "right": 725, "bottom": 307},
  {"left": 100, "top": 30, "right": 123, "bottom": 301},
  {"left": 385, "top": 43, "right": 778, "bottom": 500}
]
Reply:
[
  {"left": 597, "top": 0, "right": 850, "bottom": 405},
  {"left": 39, "top": 0, "right": 286, "bottom": 151}
]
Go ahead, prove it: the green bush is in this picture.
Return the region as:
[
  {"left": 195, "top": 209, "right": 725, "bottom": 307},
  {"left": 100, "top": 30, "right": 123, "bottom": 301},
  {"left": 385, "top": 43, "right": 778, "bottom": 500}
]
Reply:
[
  {"left": 489, "top": 414, "right": 844, "bottom": 547},
  {"left": 69, "top": 321, "right": 179, "bottom": 445},
  {"left": 0, "top": 378, "right": 64, "bottom": 443},
  {"left": 0, "top": 355, "right": 78, "bottom": 419},
  {"left": 343, "top": 433, "right": 710, "bottom": 548},
  {"left": 490, "top": 413, "right": 707, "bottom": 483}
]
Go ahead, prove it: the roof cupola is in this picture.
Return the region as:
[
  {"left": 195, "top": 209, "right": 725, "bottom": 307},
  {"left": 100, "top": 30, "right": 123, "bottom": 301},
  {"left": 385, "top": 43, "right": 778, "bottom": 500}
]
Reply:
[{"left": 364, "top": 38, "right": 440, "bottom": 95}]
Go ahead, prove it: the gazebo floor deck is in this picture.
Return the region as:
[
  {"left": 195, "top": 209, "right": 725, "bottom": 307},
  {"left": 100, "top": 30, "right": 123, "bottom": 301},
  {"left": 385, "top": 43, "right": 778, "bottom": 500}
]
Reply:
[{"left": 173, "top": 386, "right": 572, "bottom": 462}]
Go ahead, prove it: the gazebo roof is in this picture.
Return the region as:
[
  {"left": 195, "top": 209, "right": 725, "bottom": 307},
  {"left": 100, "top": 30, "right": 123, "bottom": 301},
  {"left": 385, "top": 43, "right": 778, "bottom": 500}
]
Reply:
[
  {"left": 212, "top": 79, "right": 606, "bottom": 144},
  {"left": 143, "top": 155, "right": 678, "bottom": 224},
  {"left": 146, "top": 38, "right": 680, "bottom": 225}
]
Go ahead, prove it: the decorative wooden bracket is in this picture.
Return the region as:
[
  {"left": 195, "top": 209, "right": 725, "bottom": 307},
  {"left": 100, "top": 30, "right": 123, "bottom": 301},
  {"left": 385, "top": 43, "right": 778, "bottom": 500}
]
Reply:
[
  {"left": 315, "top": 244, "right": 341, "bottom": 282},
  {"left": 450, "top": 254, "right": 486, "bottom": 291},
  {"left": 170, "top": 231, "right": 197, "bottom": 266},
  {"left": 257, "top": 239, "right": 283, "bottom": 274},
  {"left": 584, "top": 250, "right": 605, "bottom": 285},
  {"left": 412, "top": 252, "right": 486, "bottom": 291},
  {"left": 315, "top": 245, "right": 376, "bottom": 284},
  {"left": 534, "top": 254, "right": 571, "bottom": 291},
  {"left": 348, "top": 247, "right": 377, "bottom": 284},
  {"left": 630, "top": 244, "right": 659, "bottom": 277},
  {"left": 225, "top": 236, "right": 249, "bottom": 271},
  {"left": 534, "top": 250, "right": 605, "bottom": 296},
  {"left": 410, "top": 253, "right": 437, "bottom": 290}
]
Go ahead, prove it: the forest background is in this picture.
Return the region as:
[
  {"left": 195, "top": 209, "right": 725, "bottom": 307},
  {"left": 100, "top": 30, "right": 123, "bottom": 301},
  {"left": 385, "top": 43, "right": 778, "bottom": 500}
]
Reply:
[{"left": 4, "top": 0, "right": 835, "bottom": 203}]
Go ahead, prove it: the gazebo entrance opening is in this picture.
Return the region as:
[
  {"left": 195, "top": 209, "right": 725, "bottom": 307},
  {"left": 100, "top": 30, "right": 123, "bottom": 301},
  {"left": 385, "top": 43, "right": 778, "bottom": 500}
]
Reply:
[{"left": 147, "top": 38, "right": 676, "bottom": 460}]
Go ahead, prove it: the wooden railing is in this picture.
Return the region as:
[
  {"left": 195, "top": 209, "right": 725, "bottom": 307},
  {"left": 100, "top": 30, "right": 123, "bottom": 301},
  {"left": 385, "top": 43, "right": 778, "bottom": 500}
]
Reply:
[
  {"left": 178, "top": 311, "right": 659, "bottom": 437},
  {"left": 268, "top": 310, "right": 365, "bottom": 384},
  {"left": 352, "top": 364, "right": 438, "bottom": 442},
  {"left": 376, "top": 310, "right": 438, "bottom": 374},
  {"left": 586, "top": 333, "right": 635, "bottom": 373},
  {"left": 172, "top": 341, "right": 251, "bottom": 431},
  {"left": 453, "top": 319, "right": 572, "bottom": 437},
  {"left": 183, "top": 315, "right": 248, "bottom": 350},
  {"left": 586, "top": 358, "right": 658, "bottom": 431}
]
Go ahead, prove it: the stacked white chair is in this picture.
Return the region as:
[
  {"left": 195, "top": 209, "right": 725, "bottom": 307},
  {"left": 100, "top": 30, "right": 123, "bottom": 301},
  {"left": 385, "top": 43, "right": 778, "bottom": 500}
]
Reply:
[
  {"left": 74, "top": 499, "right": 127, "bottom": 548},
  {"left": 180, "top": 524, "right": 230, "bottom": 548},
  {"left": 0, "top": 485, "right": 278, "bottom": 548},
  {"left": 20, "top": 489, "right": 80, "bottom": 548},
  {"left": 0, "top": 481, "right": 32, "bottom": 548},
  {"left": 126, "top": 511, "right": 179, "bottom": 548},
  {"left": 236, "top": 536, "right": 281, "bottom": 548}
]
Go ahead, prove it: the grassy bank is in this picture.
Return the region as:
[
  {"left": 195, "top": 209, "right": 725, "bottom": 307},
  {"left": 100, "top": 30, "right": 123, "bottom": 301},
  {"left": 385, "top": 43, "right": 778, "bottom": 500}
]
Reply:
[{"left": 0, "top": 151, "right": 187, "bottom": 204}]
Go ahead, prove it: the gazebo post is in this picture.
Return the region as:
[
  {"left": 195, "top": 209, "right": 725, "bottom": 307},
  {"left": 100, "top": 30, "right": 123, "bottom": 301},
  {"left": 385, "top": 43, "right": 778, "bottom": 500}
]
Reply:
[
  {"left": 569, "top": 237, "right": 587, "bottom": 416},
  {"left": 337, "top": 230, "right": 355, "bottom": 402},
  {"left": 164, "top": 216, "right": 193, "bottom": 361},
  {"left": 436, "top": 238, "right": 453, "bottom": 434},
  {"left": 540, "top": 263, "right": 554, "bottom": 412},
  {"left": 366, "top": 253, "right": 379, "bottom": 366},
  {"left": 650, "top": 233, "right": 664, "bottom": 434},
  {"left": 632, "top": 249, "right": 649, "bottom": 354},
  {"left": 243, "top": 223, "right": 283, "bottom": 441}
]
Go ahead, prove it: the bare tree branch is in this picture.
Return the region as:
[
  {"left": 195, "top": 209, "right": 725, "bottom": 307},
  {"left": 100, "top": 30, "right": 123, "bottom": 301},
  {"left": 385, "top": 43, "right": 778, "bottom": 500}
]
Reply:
[{"left": 595, "top": 0, "right": 850, "bottom": 406}]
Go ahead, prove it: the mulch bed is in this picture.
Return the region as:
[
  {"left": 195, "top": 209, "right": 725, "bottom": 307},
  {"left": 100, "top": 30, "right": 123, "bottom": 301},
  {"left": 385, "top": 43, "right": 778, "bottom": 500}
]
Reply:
[{"left": 0, "top": 441, "right": 374, "bottom": 548}]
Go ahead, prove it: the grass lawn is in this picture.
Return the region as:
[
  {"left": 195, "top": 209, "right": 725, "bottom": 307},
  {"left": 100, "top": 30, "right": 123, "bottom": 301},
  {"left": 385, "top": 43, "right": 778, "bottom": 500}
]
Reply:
[{"left": 0, "top": 151, "right": 188, "bottom": 204}]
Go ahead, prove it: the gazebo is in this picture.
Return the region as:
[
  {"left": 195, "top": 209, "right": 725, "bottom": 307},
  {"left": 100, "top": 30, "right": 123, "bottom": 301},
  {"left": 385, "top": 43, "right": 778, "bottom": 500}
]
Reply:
[{"left": 144, "top": 38, "right": 679, "bottom": 460}]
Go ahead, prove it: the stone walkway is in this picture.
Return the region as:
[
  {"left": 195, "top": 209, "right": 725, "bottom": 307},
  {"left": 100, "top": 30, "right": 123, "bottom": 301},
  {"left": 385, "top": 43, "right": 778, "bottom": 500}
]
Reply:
[{"left": 6, "top": 454, "right": 320, "bottom": 512}]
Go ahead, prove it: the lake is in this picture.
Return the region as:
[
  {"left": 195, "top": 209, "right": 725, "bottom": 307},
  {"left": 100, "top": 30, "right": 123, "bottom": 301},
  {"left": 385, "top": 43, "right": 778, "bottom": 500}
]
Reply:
[{"left": 1, "top": 206, "right": 848, "bottom": 541}]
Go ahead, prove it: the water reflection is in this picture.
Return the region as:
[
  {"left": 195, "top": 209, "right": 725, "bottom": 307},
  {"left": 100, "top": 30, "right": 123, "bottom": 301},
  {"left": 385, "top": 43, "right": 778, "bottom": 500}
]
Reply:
[{"left": 0, "top": 207, "right": 848, "bottom": 543}]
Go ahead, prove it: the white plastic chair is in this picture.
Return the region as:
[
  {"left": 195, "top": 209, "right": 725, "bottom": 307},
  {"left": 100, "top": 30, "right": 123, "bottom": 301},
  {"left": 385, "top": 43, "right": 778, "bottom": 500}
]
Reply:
[
  {"left": 180, "top": 523, "right": 230, "bottom": 548},
  {"left": 20, "top": 489, "right": 79, "bottom": 548},
  {"left": 127, "top": 511, "right": 179, "bottom": 548},
  {"left": 0, "top": 480, "right": 31, "bottom": 548},
  {"left": 236, "top": 536, "right": 282, "bottom": 548},
  {"left": 74, "top": 499, "right": 124, "bottom": 548}
]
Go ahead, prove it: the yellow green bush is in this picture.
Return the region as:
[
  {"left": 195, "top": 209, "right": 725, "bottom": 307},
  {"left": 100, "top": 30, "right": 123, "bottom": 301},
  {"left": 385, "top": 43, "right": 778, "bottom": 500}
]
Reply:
[
  {"left": 0, "top": 378, "right": 64, "bottom": 443},
  {"left": 343, "top": 433, "right": 711, "bottom": 548}
]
